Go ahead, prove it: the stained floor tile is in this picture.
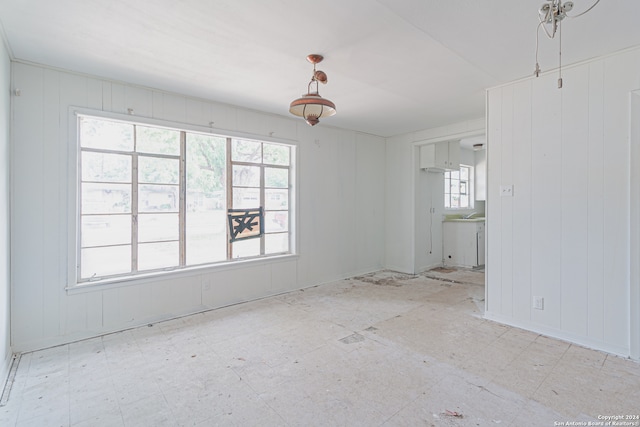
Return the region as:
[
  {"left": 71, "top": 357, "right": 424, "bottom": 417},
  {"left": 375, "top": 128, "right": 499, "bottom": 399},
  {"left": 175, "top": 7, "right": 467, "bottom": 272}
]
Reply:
[{"left": 1, "top": 268, "right": 639, "bottom": 426}]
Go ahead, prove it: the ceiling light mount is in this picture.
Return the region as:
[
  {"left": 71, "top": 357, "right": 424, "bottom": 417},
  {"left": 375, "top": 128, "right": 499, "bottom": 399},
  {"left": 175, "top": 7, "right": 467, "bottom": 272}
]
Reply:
[
  {"left": 534, "top": 0, "right": 600, "bottom": 88},
  {"left": 306, "top": 54, "right": 323, "bottom": 64},
  {"left": 289, "top": 54, "right": 336, "bottom": 126},
  {"left": 539, "top": 1, "right": 573, "bottom": 26}
]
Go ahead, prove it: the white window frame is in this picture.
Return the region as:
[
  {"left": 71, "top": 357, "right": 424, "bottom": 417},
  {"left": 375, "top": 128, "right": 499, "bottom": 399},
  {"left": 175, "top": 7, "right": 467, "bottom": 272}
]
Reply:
[
  {"left": 444, "top": 164, "right": 474, "bottom": 210},
  {"left": 67, "top": 109, "right": 297, "bottom": 291}
]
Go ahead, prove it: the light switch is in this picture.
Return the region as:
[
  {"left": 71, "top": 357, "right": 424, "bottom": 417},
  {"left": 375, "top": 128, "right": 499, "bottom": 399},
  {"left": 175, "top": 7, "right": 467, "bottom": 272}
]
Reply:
[
  {"left": 533, "top": 296, "right": 544, "bottom": 310},
  {"left": 500, "top": 185, "right": 514, "bottom": 197}
]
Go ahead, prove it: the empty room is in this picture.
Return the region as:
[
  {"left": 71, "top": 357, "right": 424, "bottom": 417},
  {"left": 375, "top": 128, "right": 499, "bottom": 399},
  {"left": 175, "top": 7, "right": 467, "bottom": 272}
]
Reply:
[{"left": 0, "top": 1, "right": 639, "bottom": 426}]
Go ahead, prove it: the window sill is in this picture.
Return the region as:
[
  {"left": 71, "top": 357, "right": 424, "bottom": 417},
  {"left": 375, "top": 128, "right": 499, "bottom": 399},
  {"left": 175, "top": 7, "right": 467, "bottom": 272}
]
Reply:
[{"left": 66, "top": 253, "right": 299, "bottom": 295}]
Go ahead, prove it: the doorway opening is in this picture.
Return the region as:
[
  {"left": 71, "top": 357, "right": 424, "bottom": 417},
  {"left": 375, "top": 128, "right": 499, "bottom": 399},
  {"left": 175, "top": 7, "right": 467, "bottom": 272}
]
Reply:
[{"left": 413, "top": 132, "right": 487, "bottom": 292}]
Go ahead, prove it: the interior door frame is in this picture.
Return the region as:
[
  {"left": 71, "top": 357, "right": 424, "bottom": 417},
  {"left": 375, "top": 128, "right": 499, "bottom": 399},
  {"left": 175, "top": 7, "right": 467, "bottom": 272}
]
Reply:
[{"left": 629, "top": 89, "right": 640, "bottom": 360}]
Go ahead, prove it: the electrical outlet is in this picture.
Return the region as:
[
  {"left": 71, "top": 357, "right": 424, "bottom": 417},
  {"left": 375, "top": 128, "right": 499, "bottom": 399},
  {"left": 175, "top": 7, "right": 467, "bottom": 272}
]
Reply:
[
  {"left": 500, "top": 185, "right": 514, "bottom": 197},
  {"left": 533, "top": 296, "right": 544, "bottom": 310}
]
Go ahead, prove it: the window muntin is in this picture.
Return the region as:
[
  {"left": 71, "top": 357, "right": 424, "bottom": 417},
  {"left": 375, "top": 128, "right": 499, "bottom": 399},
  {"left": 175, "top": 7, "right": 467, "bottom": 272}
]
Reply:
[
  {"left": 78, "top": 115, "right": 293, "bottom": 283},
  {"left": 444, "top": 165, "right": 473, "bottom": 209}
]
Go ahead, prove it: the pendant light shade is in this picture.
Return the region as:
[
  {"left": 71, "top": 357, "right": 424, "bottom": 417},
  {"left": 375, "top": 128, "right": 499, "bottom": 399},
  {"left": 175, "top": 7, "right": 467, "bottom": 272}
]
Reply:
[
  {"left": 289, "top": 93, "right": 336, "bottom": 126},
  {"left": 289, "top": 54, "right": 336, "bottom": 126}
]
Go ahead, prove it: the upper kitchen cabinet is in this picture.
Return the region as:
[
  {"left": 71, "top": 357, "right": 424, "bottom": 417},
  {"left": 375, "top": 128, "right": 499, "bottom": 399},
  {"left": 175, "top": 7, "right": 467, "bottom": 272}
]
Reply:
[{"left": 420, "top": 140, "right": 460, "bottom": 171}]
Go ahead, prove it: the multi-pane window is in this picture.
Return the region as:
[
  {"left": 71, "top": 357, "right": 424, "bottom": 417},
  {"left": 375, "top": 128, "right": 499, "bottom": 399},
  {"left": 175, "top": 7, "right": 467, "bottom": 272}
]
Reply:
[
  {"left": 444, "top": 165, "right": 472, "bottom": 209},
  {"left": 78, "top": 115, "right": 293, "bottom": 283},
  {"left": 230, "top": 139, "right": 290, "bottom": 258}
]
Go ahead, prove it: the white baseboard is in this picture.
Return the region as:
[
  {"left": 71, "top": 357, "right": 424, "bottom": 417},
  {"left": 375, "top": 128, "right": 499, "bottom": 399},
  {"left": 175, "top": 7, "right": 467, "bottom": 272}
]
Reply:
[
  {"left": 0, "top": 349, "right": 16, "bottom": 406},
  {"left": 484, "top": 311, "right": 633, "bottom": 360},
  {"left": 11, "top": 267, "right": 387, "bottom": 354},
  {"left": 383, "top": 264, "right": 416, "bottom": 275}
]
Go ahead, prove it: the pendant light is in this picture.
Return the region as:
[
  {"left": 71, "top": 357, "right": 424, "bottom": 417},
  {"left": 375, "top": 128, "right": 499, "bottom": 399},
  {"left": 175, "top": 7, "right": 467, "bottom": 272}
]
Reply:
[{"left": 289, "top": 54, "right": 336, "bottom": 126}]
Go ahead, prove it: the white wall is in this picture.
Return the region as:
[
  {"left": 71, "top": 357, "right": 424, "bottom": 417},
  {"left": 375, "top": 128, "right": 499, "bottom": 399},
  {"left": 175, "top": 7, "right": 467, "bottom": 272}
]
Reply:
[
  {"left": 458, "top": 147, "right": 475, "bottom": 169},
  {"left": 486, "top": 47, "right": 640, "bottom": 359},
  {"left": 385, "top": 133, "right": 414, "bottom": 273},
  {"left": 474, "top": 149, "right": 487, "bottom": 201},
  {"left": 385, "top": 119, "right": 484, "bottom": 274},
  {"left": 10, "top": 62, "right": 385, "bottom": 352},
  {"left": 0, "top": 32, "right": 12, "bottom": 385}
]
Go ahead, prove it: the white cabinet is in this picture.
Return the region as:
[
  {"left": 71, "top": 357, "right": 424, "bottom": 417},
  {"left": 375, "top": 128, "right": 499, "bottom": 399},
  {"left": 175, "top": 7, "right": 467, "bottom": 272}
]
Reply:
[
  {"left": 420, "top": 140, "right": 460, "bottom": 171},
  {"left": 477, "top": 223, "right": 485, "bottom": 265},
  {"left": 443, "top": 220, "right": 485, "bottom": 268},
  {"left": 474, "top": 149, "right": 487, "bottom": 201}
]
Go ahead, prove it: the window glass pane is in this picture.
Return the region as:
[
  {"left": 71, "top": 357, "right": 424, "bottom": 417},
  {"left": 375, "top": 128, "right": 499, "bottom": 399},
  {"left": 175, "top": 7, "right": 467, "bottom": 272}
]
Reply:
[
  {"left": 450, "top": 170, "right": 460, "bottom": 180},
  {"left": 138, "top": 213, "right": 179, "bottom": 242},
  {"left": 187, "top": 190, "right": 225, "bottom": 211},
  {"left": 139, "top": 184, "right": 179, "bottom": 212},
  {"left": 265, "top": 233, "right": 289, "bottom": 254},
  {"left": 135, "top": 126, "right": 180, "bottom": 155},
  {"left": 460, "top": 195, "right": 469, "bottom": 208},
  {"left": 231, "top": 139, "right": 262, "bottom": 163},
  {"left": 444, "top": 178, "right": 451, "bottom": 194},
  {"left": 82, "top": 152, "right": 131, "bottom": 182},
  {"left": 451, "top": 195, "right": 460, "bottom": 208},
  {"left": 445, "top": 196, "right": 451, "bottom": 208},
  {"left": 82, "top": 183, "right": 131, "bottom": 214},
  {"left": 186, "top": 134, "right": 226, "bottom": 202},
  {"left": 81, "top": 245, "right": 131, "bottom": 278},
  {"left": 186, "top": 136, "right": 226, "bottom": 209},
  {"left": 232, "top": 238, "right": 260, "bottom": 258},
  {"left": 138, "top": 242, "right": 179, "bottom": 270},
  {"left": 232, "top": 187, "right": 260, "bottom": 209},
  {"left": 265, "top": 167, "right": 288, "bottom": 188},
  {"left": 138, "top": 156, "right": 179, "bottom": 185},
  {"left": 80, "top": 117, "right": 133, "bottom": 151},
  {"left": 450, "top": 179, "right": 460, "bottom": 193},
  {"left": 186, "top": 211, "right": 227, "bottom": 265},
  {"left": 265, "top": 211, "right": 288, "bottom": 232},
  {"left": 460, "top": 182, "right": 467, "bottom": 195},
  {"left": 185, "top": 133, "right": 228, "bottom": 265},
  {"left": 263, "top": 144, "right": 290, "bottom": 166},
  {"left": 460, "top": 166, "right": 469, "bottom": 180},
  {"left": 233, "top": 165, "right": 260, "bottom": 187},
  {"left": 265, "top": 189, "right": 288, "bottom": 210},
  {"left": 81, "top": 215, "right": 131, "bottom": 247},
  {"left": 186, "top": 133, "right": 228, "bottom": 265}
]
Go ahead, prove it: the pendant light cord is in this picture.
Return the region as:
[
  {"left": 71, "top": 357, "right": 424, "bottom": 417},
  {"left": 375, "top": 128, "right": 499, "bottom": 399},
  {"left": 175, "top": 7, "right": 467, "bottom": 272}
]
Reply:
[
  {"left": 535, "top": 22, "right": 543, "bottom": 76},
  {"left": 558, "top": 17, "right": 563, "bottom": 88},
  {"left": 566, "top": 0, "right": 601, "bottom": 18},
  {"left": 533, "top": 0, "right": 600, "bottom": 83}
]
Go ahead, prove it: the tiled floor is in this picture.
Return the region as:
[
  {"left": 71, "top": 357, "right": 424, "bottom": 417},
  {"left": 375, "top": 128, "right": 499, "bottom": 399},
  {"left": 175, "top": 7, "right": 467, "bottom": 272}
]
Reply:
[{"left": 1, "top": 269, "right": 639, "bottom": 426}]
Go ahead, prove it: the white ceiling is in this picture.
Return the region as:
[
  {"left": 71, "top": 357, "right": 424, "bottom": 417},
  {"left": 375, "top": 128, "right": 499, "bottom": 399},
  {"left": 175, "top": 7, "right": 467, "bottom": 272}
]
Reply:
[{"left": 1, "top": 0, "right": 639, "bottom": 137}]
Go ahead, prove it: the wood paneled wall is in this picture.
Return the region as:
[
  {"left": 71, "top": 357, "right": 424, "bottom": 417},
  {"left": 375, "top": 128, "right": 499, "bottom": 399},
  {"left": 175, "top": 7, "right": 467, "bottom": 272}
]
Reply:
[
  {"left": 10, "top": 62, "right": 385, "bottom": 352},
  {"left": 0, "top": 33, "right": 12, "bottom": 384},
  {"left": 486, "top": 47, "right": 640, "bottom": 358}
]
